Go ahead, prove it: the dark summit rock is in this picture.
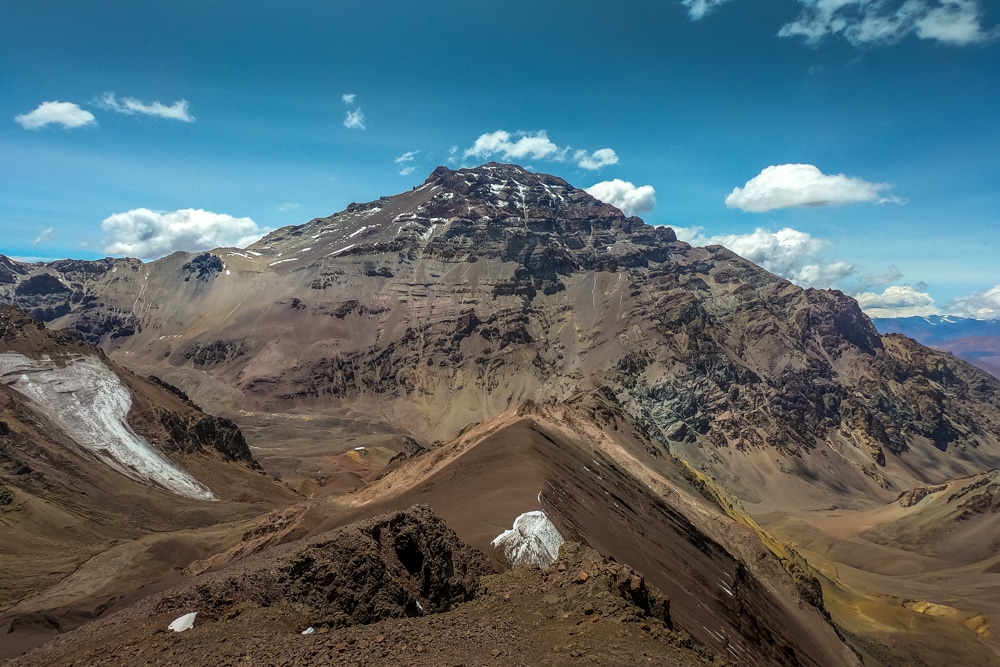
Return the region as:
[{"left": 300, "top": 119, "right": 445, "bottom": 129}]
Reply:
[
  {"left": 180, "top": 253, "right": 224, "bottom": 281},
  {"left": 13, "top": 274, "right": 70, "bottom": 297}
]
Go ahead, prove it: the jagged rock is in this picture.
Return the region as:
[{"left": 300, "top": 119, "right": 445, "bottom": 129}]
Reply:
[
  {"left": 537, "top": 542, "right": 671, "bottom": 626},
  {"left": 181, "top": 338, "right": 250, "bottom": 366},
  {"left": 179, "top": 253, "right": 224, "bottom": 281},
  {"left": 155, "top": 505, "right": 494, "bottom": 627}
]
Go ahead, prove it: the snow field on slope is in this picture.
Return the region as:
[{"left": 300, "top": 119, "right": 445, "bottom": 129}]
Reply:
[
  {"left": 0, "top": 352, "right": 216, "bottom": 500},
  {"left": 492, "top": 509, "right": 565, "bottom": 569}
]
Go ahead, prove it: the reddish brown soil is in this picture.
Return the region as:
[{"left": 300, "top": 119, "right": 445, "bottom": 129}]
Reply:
[{"left": 4, "top": 540, "right": 722, "bottom": 667}]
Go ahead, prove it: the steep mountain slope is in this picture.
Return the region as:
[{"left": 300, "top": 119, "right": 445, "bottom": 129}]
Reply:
[
  {"left": 874, "top": 315, "right": 1000, "bottom": 379},
  {"left": 0, "top": 307, "right": 298, "bottom": 656},
  {"left": 3, "top": 163, "right": 1000, "bottom": 664},
  {"left": 329, "top": 403, "right": 860, "bottom": 667}
]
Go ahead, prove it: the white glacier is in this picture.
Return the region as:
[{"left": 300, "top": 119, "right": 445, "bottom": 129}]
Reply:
[
  {"left": 491, "top": 509, "right": 565, "bottom": 569},
  {"left": 0, "top": 352, "right": 216, "bottom": 500}
]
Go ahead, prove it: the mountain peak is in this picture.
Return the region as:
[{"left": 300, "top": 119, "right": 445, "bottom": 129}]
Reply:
[
  {"left": 424, "top": 161, "right": 569, "bottom": 188},
  {"left": 247, "top": 163, "right": 675, "bottom": 267}
]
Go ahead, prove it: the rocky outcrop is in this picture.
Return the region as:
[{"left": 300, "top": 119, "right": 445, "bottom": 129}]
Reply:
[
  {"left": 180, "top": 338, "right": 250, "bottom": 366},
  {"left": 155, "top": 505, "right": 494, "bottom": 627},
  {"left": 130, "top": 408, "right": 260, "bottom": 468},
  {"left": 540, "top": 542, "right": 671, "bottom": 626},
  {"left": 179, "top": 253, "right": 224, "bottom": 281}
]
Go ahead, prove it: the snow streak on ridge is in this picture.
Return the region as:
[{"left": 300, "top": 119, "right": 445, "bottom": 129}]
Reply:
[{"left": 0, "top": 353, "right": 216, "bottom": 500}]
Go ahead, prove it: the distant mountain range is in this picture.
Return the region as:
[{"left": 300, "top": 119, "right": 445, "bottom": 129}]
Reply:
[{"left": 873, "top": 315, "right": 1000, "bottom": 378}]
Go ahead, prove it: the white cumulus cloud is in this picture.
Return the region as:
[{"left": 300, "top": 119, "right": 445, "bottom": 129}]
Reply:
[
  {"left": 465, "top": 130, "right": 563, "bottom": 162},
  {"left": 726, "top": 163, "right": 898, "bottom": 212},
  {"left": 779, "top": 0, "right": 996, "bottom": 46},
  {"left": 464, "top": 130, "right": 622, "bottom": 172},
  {"left": 855, "top": 285, "right": 940, "bottom": 318},
  {"left": 585, "top": 179, "right": 656, "bottom": 216},
  {"left": 682, "top": 0, "right": 735, "bottom": 20},
  {"left": 344, "top": 108, "right": 365, "bottom": 130},
  {"left": 676, "top": 226, "right": 855, "bottom": 288},
  {"left": 949, "top": 285, "right": 1000, "bottom": 319},
  {"left": 575, "top": 148, "right": 619, "bottom": 170},
  {"left": 102, "top": 208, "right": 268, "bottom": 259},
  {"left": 97, "top": 93, "right": 194, "bottom": 122},
  {"left": 15, "top": 101, "right": 96, "bottom": 130}
]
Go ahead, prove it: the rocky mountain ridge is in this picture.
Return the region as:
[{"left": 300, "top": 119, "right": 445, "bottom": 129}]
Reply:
[
  {"left": 874, "top": 314, "right": 1000, "bottom": 379},
  {"left": 2, "top": 163, "right": 997, "bottom": 510}
]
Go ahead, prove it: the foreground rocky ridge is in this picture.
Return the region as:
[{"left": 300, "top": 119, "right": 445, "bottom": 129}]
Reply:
[{"left": 6, "top": 506, "right": 725, "bottom": 667}]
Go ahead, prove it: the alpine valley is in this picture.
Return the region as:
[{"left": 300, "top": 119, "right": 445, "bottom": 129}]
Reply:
[{"left": 3, "top": 163, "right": 1000, "bottom": 666}]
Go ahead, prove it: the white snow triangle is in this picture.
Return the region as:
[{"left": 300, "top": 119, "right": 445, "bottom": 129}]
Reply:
[{"left": 491, "top": 509, "right": 565, "bottom": 569}]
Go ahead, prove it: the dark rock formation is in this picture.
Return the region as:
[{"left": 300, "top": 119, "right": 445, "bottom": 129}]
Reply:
[
  {"left": 156, "top": 505, "right": 494, "bottom": 627},
  {"left": 180, "top": 253, "right": 224, "bottom": 281},
  {"left": 130, "top": 408, "right": 260, "bottom": 469},
  {"left": 180, "top": 338, "right": 250, "bottom": 366}
]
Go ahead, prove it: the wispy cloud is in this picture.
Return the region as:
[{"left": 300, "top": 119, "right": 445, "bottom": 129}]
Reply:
[
  {"left": 102, "top": 208, "right": 268, "bottom": 259},
  {"left": 778, "top": 0, "right": 997, "bottom": 46},
  {"left": 585, "top": 179, "right": 656, "bottom": 216},
  {"left": 344, "top": 108, "right": 365, "bottom": 130},
  {"left": 675, "top": 225, "right": 855, "bottom": 288},
  {"left": 854, "top": 285, "right": 940, "bottom": 318},
  {"left": 33, "top": 227, "right": 55, "bottom": 245},
  {"left": 858, "top": 265, "right": 904, "bottom": 290},
  {"left": 681, "top": 0, "right": 734, "bottom": 20},
  {"left": 278, "top": 202, "right": 301, "bottom": 211},
  {"left": 14, "top": 101, "right": 96, "bottom": 130},
  {"left": 575, "top": 148, "right": 619, "bottom": 170},
  {"left": 97, "top": 93, "right": 194, "bottom": 121},
  {"left": 341, "top": 93, "right": 366, "bottom": 130},
  {"left": 394, "top": 150, "right": 420, "bottom": 176},
  {"left": 725, "top": 163, "right": 900, "bottom": 212}
]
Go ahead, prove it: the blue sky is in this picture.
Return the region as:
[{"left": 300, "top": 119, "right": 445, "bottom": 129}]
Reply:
[{"left": 2, "top": 0, "right": 998, "bottom": 317}]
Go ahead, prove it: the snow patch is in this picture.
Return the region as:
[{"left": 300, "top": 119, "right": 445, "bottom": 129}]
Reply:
[
  {"left": 0, "top": 353, "right": 215, "bottom": 500},
  {"left": 327, "top": 244, "right": 355, "bottom": 257},
  {"left": 269, "top": 258, "right": 298, "bottom": 266},
  {"left": 168, "top": 612, "right": 197, "bottom": 632},
  {"left": 491, "top": 509, "right": 565, "bottom": 569},
  {"left": 347, "top": 226, "right": 369, "bottom": 238}
]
